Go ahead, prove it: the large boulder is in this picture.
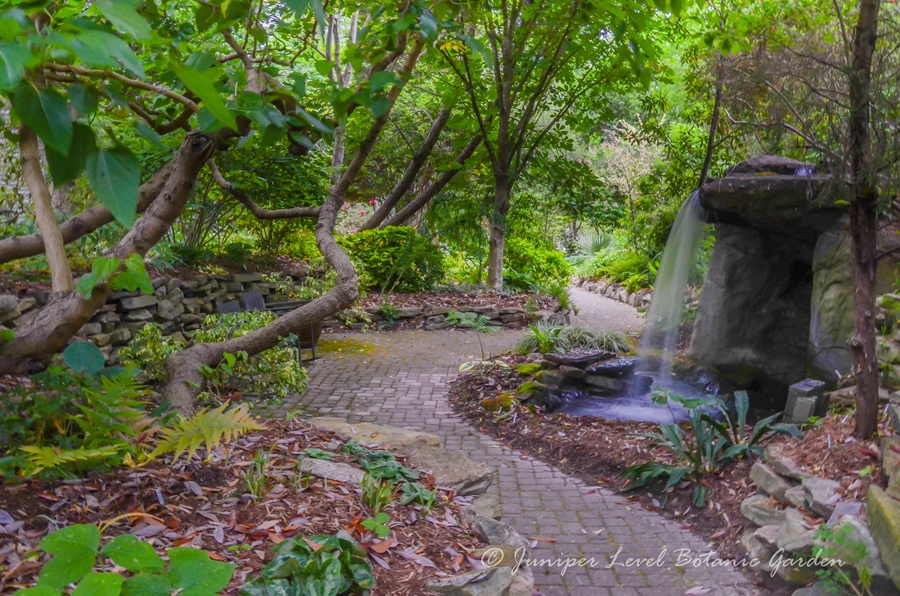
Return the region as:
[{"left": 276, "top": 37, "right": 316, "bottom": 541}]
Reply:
[{"left": 868, "top": 486, "right": 900, "bottom": 591}]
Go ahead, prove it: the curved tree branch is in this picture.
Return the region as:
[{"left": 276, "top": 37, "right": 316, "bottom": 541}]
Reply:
[{"left": 207, "top": 160, "right": 321, "bottom": 219}]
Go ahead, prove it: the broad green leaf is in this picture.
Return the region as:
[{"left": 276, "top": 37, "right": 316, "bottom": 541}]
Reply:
[
  {"left": 11, "top": 83, "right": 72, "bottom": 154},
  {"left": 169, "top": 61, "right": 237, "bottom": 131},
  {"left": 46, "top": 123, "right": 95, "bottom": 186},
  {"left": 71, "top": 31, "right": 145, "bottom": 78},
  {"left": 63, "top": 341, "right": 106, "bottom": 376},
  {"left": 314, "top": 59, "right": 333, "bottom": 77},
  {"left": 311, "top": 0, "right": 326, "bottom": 37},
  {"left": 85, "top": 145, "right": 141, "bottom": 228},
  {"left": 369, "top": 71, "right": 396, "bottom": 93},
  {"left": 68, "top": 83, "right": 99, "bottom": 118},
  {"left": 296, "top": 108, "right": 332, "bottom": 136},
  {"left": 17, "top": 587, "right": 60, "bottom": 596},
  {"left": 283, "top": 0, "right": 311, "bottom": 14},
  {"left": 101, "top": 535, "right": 164, "bottom": 573},
  {"left": 72, "top": 572, "right": 124, "bottom": 596},
  {"left": 135, "top": 120, "right": 165, "bottom": 148},
  {"left": 167, "top": 547, "right": 235, "bottom": 595},
  {"left": 93, "top": 0, "right": 153, "bottom": 41},
  {"left": 418, "top": 9, "right": 438, "bottom": 40},
  {"left": 121, "top": 573, "right": 173, "bottom": 596},
  {"left": 37, "top": 524, "right": 100, "bottom": 589},
  {"left": 0, "top": 41, "right": 29, "bottom": 91},
  {"left": 368, "top": 97, "right": 392, "bottom": 119},
  {"left": 195, "top": 3, "right": 216, "bottom": 33}
]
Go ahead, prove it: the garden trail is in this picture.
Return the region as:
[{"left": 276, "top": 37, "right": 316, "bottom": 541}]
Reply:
[
  {"left": 271, "top": 296, "right": 760, "bottom": 596},
  {"left": 568, "top": 285, "right": 645, "bottom": 335}
]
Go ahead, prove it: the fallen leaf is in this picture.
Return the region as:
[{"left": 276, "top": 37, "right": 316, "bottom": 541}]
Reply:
[{"left": 369, "top": 537, "right": 394, "bottom": 554}]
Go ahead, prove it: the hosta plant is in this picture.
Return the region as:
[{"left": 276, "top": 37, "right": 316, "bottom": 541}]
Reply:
[{"left": 18, "top": 524, "right": 233, "bottom": 596}]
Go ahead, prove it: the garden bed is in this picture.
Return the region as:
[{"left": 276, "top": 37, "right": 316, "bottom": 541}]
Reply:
[
  {"left": 0, "top": 418, "right": 485, "bottom": 595},
  {"left": 448, "top": 353, "right": 892, "bottom": 593}
]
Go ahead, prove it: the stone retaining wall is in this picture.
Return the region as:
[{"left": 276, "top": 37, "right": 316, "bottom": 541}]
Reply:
[{"left": 573, "top": 277, "right": 654, "bottom": 308}]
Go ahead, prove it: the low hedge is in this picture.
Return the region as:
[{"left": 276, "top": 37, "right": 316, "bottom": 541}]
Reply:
[{"left": 337, "top": 226, "right": 444, "bottom": 292}]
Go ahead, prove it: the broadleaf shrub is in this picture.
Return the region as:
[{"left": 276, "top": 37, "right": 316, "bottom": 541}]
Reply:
[
  {"left": 504, "top": 236, "right": 572, "bottom": 291},
  {"left": 20, "top": 524, "right": 234, "bottom": 595},
  {"left": 337, "top": 226, "right": 444, "bottom": 292}
]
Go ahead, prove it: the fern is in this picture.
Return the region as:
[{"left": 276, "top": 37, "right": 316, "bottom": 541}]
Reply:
[
  {"left": 149, "top": 403, "right": 264, "bottom": 462},
  {"left": 20, "top": 445, "right": 121, "bottom": 475}
]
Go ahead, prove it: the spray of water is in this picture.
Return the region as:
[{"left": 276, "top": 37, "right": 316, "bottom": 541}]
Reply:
[{"left": 639, "top": 190, "right": 708, "bottom": 379}]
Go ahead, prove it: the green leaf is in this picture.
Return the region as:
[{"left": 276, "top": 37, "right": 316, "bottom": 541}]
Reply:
[
  {"left": 101, "top": 535, "right": 165, "bottom": 573},
  {"left": 11, "top": 83, "right": 72, "bottom": 154},
  {"left": 63, "top": 342, "right": 107, "bottom": 376},
  {"left": 195, "top": 4, "right": 216, "bottom": 33},
  {"left": 135, "top": 120, "right": 165, "bottom": 148},
  {"left": 169, "top": 61, "right": 237, "bottom": 131},
  {"left": 0, "top": 41, "right": 29, "bottom": 91},
  {"left": 418, "top": 9, "right": 438, "bottom": 40},
  {"left": 68, "top": 83, "right": 99, "bottom": 118},
  {"left": 17, "top": 587, "right": 60, "bottom": 596},
  {"left": 37, "top": 524, "right": 100, "bottom": 589},
  {"left": 283, "top": 0, "right": 311, "bottom": 14},
  {"left": 314, "top": 59, "right": 333, "bottom": 77},
  {"left": 167, "top": 547, "right": 235, "bottom": 595},
  {"left": 46, "top": 123, "right": 95, "bottom": 186},
  {"left": 71, "top": 31, "right": 145, "bottom": 79},
  {"left": 296, "top": 108, "right": 332, "bottom": 136},
  {"left": 93, "top": 0, "right": 153, "bottom": 41},
  {"left": 85, "top": 145, "right": 141, "bottom": 228},
  {"left": 121, "top": 573, "right": 173, "bottom": 596},
  {"left": 311, "top": 0, "right": 326, "bottom": 38},
  {"left": 72, "top": 572, "right": 124, "bottom": 596},
  {"left": 369, "top": 71, "right": 396, "bottom": 93}
]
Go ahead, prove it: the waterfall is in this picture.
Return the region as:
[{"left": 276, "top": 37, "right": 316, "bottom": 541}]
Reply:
[{"left": 639, "top": 190, "right": 708, "bottom": 378}]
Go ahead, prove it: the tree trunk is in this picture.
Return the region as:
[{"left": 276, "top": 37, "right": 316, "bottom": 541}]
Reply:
[
  {"left": 19, "top": 126, "right": 74, "bottom": 294},
  {"left": 486, "top": 178, "right": 511, "bottom": 289},
  {"left": 0, "top": 133, "right": 216, "bottom": 375},
  {"left": 848, "top": 0, "right": 881, "bottom": 439}
]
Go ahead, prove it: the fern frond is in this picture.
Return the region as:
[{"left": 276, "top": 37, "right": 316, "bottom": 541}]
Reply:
[
  {"left": 20, "top": 445, "right": 121, "bottom": 475},
  {"left": 149, "top": 403, "right": 264, "bottom": 463}
]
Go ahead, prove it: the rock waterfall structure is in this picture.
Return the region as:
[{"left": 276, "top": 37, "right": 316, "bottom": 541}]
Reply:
[{"left": 689, "top": 156, "right": 900, "bottom": 404}]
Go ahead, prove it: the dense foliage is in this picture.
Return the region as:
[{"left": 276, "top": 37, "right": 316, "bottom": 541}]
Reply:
[{"left": 337, "top": 226, "right": 444, "bottom": 292}]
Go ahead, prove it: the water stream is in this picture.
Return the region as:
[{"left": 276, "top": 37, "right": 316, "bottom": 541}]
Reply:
[
  {"left": 555, "top": 191, "right": 709, "bottom": 422},
  {"left": 638, "top": 190, "right": 708, "bottom": 378}
]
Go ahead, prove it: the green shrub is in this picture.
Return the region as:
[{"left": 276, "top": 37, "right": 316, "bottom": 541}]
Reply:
[
  {"left": 337, "top": 226, "right": 444, "bottom": 292},
  {"left": 517, "top": 323, "right": 633, "bottom": 354},
  {"left": 119, "top": 324, "right": 185, "bottom": 381},
  {"left": 504, "top": 236, "right": 572, "bottom": 290},
  {"left": 192, "top": 312, "right": 308, "bottom": 401}
]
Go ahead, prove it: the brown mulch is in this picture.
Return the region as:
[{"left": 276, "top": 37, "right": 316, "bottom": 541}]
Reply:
[
  {"left": 447, "top": 354, "right": 892, "bottom": 594},
  {"left": 0, "top": 419, "right": 484, "bottom": 595}
]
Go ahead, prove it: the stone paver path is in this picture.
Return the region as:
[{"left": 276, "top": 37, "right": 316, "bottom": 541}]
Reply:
[
  {"left": 273, "top": 295, "right": 762, "bottom": 595},
  {"left": 569, "top": 286, "right": 645, "bottom": 335}
]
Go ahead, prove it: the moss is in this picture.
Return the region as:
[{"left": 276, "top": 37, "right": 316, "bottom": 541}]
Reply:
[
  {"left": 316, "top": 337, "right": 375, "bottom": 354},
  {"left": 516, "top": 380, "right": 537, "bottom": 395},
  {"left": 514, "top": 363, "right": 541, "bottom": 376},
  {"left": 868, "top": 486, "right": 900, "bottom": 590}
]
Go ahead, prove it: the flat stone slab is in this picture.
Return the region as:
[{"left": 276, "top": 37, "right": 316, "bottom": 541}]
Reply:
[
  {"left": 585, "top": 357, "right": 637, "bottom": 378},
  {"left": 298, "top": 458, "right": 364, "bottom": 485},
  {"left": 311, "top": 417, "right": 493, "bottom": 495},
  {"left": 312, "top": 417, "right": 440, "bottom": 451},
  {"left": 543, "top": 349, "right": 614, "bottom": 368}
]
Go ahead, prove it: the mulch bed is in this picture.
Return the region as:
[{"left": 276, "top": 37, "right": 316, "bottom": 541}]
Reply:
[
  {"left": 447, "top": 354, "right": 892, "bottom": 595},
  {"left": 0, "top": 419, "right": 485, "bottom": 595}
]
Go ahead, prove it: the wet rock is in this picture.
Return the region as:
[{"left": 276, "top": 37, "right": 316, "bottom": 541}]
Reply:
[
  {"left": 868, "top": 486, "right": 900, "bottom": 591},
  {"left": 536, "top": 370, "right": 566, "bottom": 388},
  {"left": 583, "top": 374, "right": 625, "bottom": 392},
  {"left": 585, "top": 357, "right": 637, "bottom": 378},
  {"left": 802, "top": 476, "right": 841, "bottom": 518},
  {"left": 424, "top": 567, "right": 512, "bottom": 596},
  {"left": 558, "top": 365, "right": 586, "bottom": 380},
  {"left": 543, "top": 349, "right": 613, "bottom": 368},
  {"left": 741, "top": 494, "right": 787, "bottom": 527},
  {"left": 630, "top": 374, "right": 654, "bottom": 394},
  {"left": 298, "top": 459, "right": 364, "bottom": 485},
  {"left": 751, "top": 462, "right": 793, "bottom": 502}
]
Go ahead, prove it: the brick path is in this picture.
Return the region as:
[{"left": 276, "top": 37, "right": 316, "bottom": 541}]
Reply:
[{"left": 271, "top": 322, "right": 762, "bottom": 594}]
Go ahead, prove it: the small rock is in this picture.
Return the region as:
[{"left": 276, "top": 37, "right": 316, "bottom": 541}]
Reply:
[
  {"left": 802, "top": 476, "right": 842, "bottom": 518},
  {"left": 465, "top": 494, "right": 501, "bottom": 520},
  {"left": 80, "top": 322, "right": 102, "bottom": 336},
  {"left": 740, "top": 529, "right": 774, "bottom": 568},
  {"left": 119, "top": 295, "right": 158, "bottom": 310},
  {"left": 465, "top": 511, "right": 530, "bottom": 553},
  {"left": 751, "top": 462, "right": 793, "bottom": 502},
  {"left": 233, "top": 272, "right": 263, "bottom": 283},
  {"left": 536, "top": 370, "right": 566, "bottom": 388},
  {"left": 558, "top": 365, "right": 586, "bottom": 380},
  {"left": 765, "top": 444, "right": 808, "bottom": 480},
  {"left": 776, "top": 508, "right": 815, "bottom": 554},
  {"left": 123, "top": 308, "right": 154, "bottom": 322},
  {"left": 298, "top": 459, "right": 364, "bottom": 485},
  {"left": 741, "top": 494, "right": 786, "bottom": 527},
  {"left": 754, "top": 525, "right": 781, "bottom": 550},
  {"left": 0, "top": 295, "right": 18, "bottom": 314},
  {"left": 583, "top": 374, "right": 625, "bottom": 392},
  {"left": 424, "top": 567, "right": 512, "bottom": 596},
  {"left": 826, "top": 501, "right": 865, "bottom": 529},
  {"left": 395, "top": 307, "right": 422, "bottom": 319}
]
